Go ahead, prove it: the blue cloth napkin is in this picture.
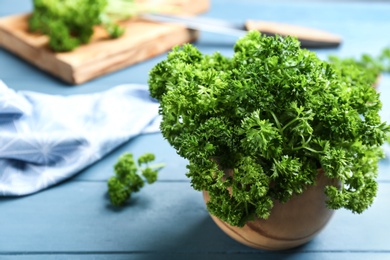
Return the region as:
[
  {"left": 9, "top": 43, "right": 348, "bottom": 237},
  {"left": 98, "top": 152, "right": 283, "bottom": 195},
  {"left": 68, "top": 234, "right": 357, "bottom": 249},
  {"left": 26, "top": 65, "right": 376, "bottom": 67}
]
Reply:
[{"left": 0, "top": 80, "right": 160, "bottom": 196}]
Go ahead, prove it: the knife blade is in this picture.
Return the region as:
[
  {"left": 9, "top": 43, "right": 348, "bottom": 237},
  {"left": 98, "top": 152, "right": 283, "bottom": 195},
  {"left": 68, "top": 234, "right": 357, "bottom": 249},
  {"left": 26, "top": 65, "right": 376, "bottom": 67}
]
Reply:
[{"left": 141, "top": 13, "right": 342, "bottom": 48}]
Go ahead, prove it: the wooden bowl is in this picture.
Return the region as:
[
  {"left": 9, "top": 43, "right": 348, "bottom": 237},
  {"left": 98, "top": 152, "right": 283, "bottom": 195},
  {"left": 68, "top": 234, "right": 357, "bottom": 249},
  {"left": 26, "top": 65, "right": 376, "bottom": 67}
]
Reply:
[{"left": 203, "top": 170, "right": 336, "bottom": 250}]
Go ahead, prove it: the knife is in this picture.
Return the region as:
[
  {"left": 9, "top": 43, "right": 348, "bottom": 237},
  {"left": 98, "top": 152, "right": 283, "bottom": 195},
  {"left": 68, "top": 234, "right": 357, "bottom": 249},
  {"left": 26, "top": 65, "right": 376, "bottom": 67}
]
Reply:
[{"left": 141, "top": 13, "right": 342, "bottom": 48}]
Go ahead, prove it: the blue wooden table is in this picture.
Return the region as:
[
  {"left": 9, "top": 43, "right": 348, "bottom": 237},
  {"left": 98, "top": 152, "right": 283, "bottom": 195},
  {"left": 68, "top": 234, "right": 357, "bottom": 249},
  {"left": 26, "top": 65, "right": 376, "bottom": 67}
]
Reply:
[{"left": 1, "top": 1, "right": 390, "bottom": 259}]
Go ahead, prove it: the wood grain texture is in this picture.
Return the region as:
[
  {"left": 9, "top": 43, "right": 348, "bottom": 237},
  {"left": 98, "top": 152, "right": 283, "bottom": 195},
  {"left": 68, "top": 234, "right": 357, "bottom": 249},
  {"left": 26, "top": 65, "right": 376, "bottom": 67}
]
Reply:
[
  {"left": 1, "top": 254, "right": 390, "bottom": 260},
  {"left": 0, "top": 0, "right": 209, "bottom": 85},
  {"left": 0, "top": 181, "right": 389, "bottom": 257}
]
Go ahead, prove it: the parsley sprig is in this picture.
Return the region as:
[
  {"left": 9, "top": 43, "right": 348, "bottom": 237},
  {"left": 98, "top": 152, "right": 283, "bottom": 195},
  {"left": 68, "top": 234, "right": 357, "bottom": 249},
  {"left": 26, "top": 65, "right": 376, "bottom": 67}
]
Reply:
[
  {"left": 149, "top": 31, "right": 389, "bottom": 227},
  {"left": 107, "top": 153, "right": 164, "bottom": 206}
]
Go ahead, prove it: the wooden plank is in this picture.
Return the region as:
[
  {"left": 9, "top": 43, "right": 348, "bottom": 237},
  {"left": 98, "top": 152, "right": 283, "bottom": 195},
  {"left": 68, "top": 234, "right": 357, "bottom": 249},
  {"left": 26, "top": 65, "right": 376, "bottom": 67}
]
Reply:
[
  {"left": 0, "top": 253, "right": 389, "bottom": 260},
  {"left": 0, "top": 181, "right": 389, "bottom": 254},
  {"left": 0, "top": 0, "right": 210, "bottom": 85},
  {"left": 0, "top": 48, "right": 169, "bottom": 92}
]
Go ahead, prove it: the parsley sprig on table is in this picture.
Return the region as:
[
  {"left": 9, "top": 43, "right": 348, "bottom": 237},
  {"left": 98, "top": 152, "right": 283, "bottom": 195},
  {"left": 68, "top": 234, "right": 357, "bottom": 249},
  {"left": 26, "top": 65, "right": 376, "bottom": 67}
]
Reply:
[
  {"left": 148, "top": 31, "right": 389, "bottom": 227},
  {"left": 107, "top": 153, "right": 164, "bottom": 206}
]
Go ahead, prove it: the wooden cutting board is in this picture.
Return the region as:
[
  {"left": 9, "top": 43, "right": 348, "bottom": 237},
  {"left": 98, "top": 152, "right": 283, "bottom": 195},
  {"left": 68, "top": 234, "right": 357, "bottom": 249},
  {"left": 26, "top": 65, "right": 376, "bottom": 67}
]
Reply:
[{"left": 0, "top": 0, "right": 209, "bottom": 85}]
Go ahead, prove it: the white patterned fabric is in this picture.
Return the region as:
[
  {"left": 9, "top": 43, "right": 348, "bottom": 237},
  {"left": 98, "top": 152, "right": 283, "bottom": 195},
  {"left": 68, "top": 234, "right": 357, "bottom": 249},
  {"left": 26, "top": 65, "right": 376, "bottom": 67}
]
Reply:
[{"left": 0, "top": 81, "right": 160, "bottom": 196}]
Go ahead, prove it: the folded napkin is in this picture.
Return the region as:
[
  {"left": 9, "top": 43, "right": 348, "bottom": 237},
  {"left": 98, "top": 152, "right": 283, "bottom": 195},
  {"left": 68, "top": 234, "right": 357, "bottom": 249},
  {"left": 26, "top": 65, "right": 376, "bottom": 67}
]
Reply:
[{"left": 0, "top": 81, "right": 160, "bottom": 196}]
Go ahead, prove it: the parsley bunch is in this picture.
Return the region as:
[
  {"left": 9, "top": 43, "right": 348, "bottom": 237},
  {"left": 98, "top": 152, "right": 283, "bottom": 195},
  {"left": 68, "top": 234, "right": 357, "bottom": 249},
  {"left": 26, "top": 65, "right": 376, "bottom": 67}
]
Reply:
[
  {"left": 149, "top": 31, "right": 389, "bottom": 227},
  {"left": 328, "top": 46, "right": 390, "bottom": 87},
  {"left": 107, "top": 153, "right": 164, "bottom": 206},
  {"left": 29, "top": 0, "right": 154, "bottom": 52},
  {"left": 30, "top": 0, "right": 110, "bottom": 52}
]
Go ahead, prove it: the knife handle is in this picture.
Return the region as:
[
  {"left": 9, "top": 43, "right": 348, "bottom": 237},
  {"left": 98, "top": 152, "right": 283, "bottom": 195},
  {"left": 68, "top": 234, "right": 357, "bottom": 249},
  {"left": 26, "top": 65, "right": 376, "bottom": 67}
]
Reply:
[{"left": 245, "top": 20, "right": 342, "bottom": 47}]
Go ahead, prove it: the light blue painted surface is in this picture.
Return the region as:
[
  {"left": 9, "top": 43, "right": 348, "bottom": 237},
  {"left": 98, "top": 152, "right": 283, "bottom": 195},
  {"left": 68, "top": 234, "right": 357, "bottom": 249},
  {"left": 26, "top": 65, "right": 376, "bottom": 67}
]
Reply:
[{"left": 1, "top": 0, "right": 390, "bottom": 259}]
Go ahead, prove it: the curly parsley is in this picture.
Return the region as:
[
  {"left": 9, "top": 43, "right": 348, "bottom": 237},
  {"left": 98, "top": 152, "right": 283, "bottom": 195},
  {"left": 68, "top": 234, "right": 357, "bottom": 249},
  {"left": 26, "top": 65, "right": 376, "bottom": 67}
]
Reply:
[
  {"left": 29, "top": 0, "right": 168, "bottom": 52},
  {"left": 328, "top": 46, "right": 390, "bottom": 87},
  {"left": 107, "top": 153, "right": 164, "bottom": 206},
  {"left": 149, "top": 31, "right": 389, "bottom": 227}
]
